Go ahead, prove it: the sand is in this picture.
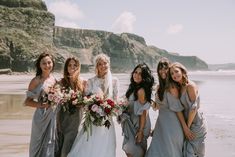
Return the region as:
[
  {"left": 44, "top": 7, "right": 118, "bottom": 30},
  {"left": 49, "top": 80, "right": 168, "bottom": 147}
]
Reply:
[{"left": 0, "top": 74, "right": 235, "bottom": 157}]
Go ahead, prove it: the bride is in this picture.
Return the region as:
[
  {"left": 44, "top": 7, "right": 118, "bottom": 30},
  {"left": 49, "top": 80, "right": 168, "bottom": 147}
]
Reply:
[{"left": 68, "top": 53, "right": 119, "bottom": 157}]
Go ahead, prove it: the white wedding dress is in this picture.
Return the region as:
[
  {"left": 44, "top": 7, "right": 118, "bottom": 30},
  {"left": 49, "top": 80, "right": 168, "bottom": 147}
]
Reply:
[{"left": 67, "top": 75, "right": 119, "bottom": 157}]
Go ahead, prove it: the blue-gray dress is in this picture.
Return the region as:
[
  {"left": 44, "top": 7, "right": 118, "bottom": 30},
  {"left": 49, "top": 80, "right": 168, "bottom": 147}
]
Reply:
[
  {"left": 180, "top": 92, "right": 207, "bottom": 157},
  {"left": 145, "top": 92, "right": 184, "bottom": 157},
  {"left": 27, "top": 81, "right": 59, "bottom": 157},
  {"left": 58, "top": 105, "right": 83, "bottom": 157},
  {"left": 121, "top": 93, "right": 151, "bottom": 157}
]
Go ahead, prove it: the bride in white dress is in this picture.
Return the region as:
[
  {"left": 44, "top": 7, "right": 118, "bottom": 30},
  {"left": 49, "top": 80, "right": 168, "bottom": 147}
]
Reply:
[{"left": 68, "top": 53, "right": 119, "bottom": 157}]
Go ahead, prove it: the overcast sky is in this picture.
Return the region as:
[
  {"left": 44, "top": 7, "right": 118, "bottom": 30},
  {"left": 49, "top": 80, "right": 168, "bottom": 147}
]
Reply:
[{"left": 43, "top": 0, "right": 235, "bottom": 64}]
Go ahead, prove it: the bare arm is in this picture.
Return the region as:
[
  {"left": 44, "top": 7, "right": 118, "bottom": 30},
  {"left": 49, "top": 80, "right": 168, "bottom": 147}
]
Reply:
[
  {"left": 136, "top": 88, "right": 148, "bottom": 143},
  {"left": 176, "top": 112, "right": 195, "bottom": 140},
  {"left": 169, "top": 86, "right": 195, "bottom": 140},
  {"left": 187, "top": 83, "right": 198, "bottom": 128},
  {"left": 24, "top": 77, "right": 48, "bottom": 108}
]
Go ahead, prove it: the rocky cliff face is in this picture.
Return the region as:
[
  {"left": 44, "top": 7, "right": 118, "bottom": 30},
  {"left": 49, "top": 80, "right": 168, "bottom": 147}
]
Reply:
[
  {"left": 0, "top": 0, "right": 208, "bottom": 73},
  {"left": 0, "top": 0, "right": 64, "bottom": 72},
  {"left": 54, "top": 27, "right": 208, "bottom": 71}
]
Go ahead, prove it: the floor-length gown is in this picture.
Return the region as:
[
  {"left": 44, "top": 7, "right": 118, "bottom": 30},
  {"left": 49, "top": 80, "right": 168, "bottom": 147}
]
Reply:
[
  {"left": 145, "top": 92, "right": 184, "bottom": 157},
  {"left": 180, "top": 92, "right": 207, "bottom": 157},
  {"left": 67, "top": 76, "right": 119, "bottom": 157},
  {"left": 58, "top": 108, "right": 83, "bottom": 157},
  {"left": 121, "top": 93, "right": 151, "bottom": 157},
  {"left": 27, "top": 78, "right": 59, "bottom": 157}
]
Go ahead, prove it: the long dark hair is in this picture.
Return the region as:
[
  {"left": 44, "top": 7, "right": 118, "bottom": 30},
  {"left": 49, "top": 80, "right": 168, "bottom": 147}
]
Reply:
[
  {"left": 157, "top": 58, "right": 170, "bottom": 101},
  {"left": 61, "top": 57, "right": 83, "bottom": 92},
  {"left": 35, "top": 52, "right": 55, "bottom": 76},
  {"left": 126, "top": 63, "right": 154, "bottom": 102}
]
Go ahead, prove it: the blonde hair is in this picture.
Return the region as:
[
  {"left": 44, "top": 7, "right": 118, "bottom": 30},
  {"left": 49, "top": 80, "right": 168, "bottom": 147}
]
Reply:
[
  {"left": 94, "top": 53, "right": 110, "bottom": 75},
  {"left": 94, "top": 53, "right": 113, "bottom": 98}
]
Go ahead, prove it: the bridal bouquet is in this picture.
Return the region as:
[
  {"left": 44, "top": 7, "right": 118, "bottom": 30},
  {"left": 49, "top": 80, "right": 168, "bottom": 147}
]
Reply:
[
  {"left": 61, "top": 87, "right": 84, "bottom": 114},
  {"left": 82, "top": 94, "right": 118, "bottom": 138}
]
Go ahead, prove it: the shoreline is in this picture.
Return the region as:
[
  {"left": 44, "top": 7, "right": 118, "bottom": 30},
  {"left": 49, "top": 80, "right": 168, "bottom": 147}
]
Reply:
[{"left": 1, "top": 73, "right": 235, "bottom": 157}]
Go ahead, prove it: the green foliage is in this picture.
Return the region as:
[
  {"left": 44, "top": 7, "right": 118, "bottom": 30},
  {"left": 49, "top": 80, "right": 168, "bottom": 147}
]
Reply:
[{"left": 0, "top": 0, "right": 47, "bottom": 11}]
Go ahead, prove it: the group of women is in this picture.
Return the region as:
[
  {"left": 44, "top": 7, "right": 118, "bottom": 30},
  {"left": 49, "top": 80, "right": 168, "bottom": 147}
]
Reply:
[{"left": 25, "top": 52, "right": 207, "bottom": 157}]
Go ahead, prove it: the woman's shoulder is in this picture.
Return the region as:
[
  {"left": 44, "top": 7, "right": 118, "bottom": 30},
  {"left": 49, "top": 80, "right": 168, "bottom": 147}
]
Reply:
[
  {"left": 28, "top": 76, "right": 41, "bottom": 91},
  {"left": 186, "top": 80, "right": 198, "bottom": 101},
  {"left": 112, "top": 76, "right": 119, "bottom": 83},
  {"left": 87, "top": 76, "right": 96, "bottom": 83},
  {"left": 186, "top": 80, "right": 197, "bottom": 90}
]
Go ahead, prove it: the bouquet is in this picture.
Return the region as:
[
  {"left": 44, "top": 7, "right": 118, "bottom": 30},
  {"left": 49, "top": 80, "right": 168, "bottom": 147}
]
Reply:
[
  {"left": 116, "top": 96, "right": 129, "bottom": 124},
  {"left": 116, "top": 96, "right": 129, "bottom": 114},
  {"left": 41, "top": 84, "right": 64, "bottom": 110},
  {"left": 82, "top": 94, "right": 118, "bottom": 139},
  {"left": 61, "top": 87, "right": 84, "bottom": 114}
]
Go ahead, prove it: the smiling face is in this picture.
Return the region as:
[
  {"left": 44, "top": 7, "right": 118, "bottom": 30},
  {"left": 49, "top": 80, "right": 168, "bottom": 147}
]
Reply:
[
  {"left": 133, "top": 67, "right": 143, "bottom": 84},
  {"left": 67, "top": 59, "right": 79, "bottom": 76},
  {"left": 169, "top": 66, "right": 183, "bottom": 83},
  {"left": 97, "top": 59, "right": 109, "bottom": 77},
  {"left": 158, "top": 67, "right": 168, "bottom": 80},
  {"left": 40, "top": 56, "right": 53, "bottom": 74}
]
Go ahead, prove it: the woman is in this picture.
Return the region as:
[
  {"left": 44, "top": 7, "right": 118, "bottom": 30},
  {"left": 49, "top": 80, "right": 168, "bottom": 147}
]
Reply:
[
  {"left": 24, "top": 52, "right": 58, "bottom": 157},
  {"left": 145, "top": 58, "right": 185, "bottom": 157},
  {"left": 121, "top": 63, "right": 154, "bottom": 157},
  {"left": 67, "top": 53, "right": 119, "bottom": 157},
  {"left": 168, "top": 62, "right": 207, "bottom": 157},
  {"left": 57, "top": 57, "right": 85, "bottom": 157}
]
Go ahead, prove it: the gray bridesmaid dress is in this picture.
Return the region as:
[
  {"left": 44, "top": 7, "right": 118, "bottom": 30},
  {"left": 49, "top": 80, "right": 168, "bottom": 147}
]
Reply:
[
  {"left": 180, "top": 92, "right": 207, "bottom": 157},
  {"left": 145, "top": 92, "right": 184, "bottom": 157},
  {"left": 27, "top": 82, "right": 59, "bottom": 157},
  {"left": 121, "top": 93, "right": 151, "bottom": 157},
  {"left": 58, "top": 107, "right": 83, "bottom": 157}
]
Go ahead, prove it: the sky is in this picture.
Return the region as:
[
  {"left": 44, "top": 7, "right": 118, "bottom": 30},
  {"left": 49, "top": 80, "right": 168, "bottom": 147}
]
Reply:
[{"left": 43, "top": 0, "right": 235, "bottom": 64}]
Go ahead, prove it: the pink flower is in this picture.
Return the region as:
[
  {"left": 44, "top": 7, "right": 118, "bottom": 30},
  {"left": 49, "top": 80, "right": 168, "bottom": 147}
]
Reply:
[{"left": 91, "top": 104, "right": 99, "bottom": 112}]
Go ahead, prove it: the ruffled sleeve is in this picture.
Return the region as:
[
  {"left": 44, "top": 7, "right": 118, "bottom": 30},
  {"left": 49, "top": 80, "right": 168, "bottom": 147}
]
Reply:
[
  {"left": 166, "top": 92, "right": 184, "bottom": 112},
  {"left": 26, "top": 90, "right": 38, "bottom": 99},
  {"left": 133, "top": 101, "right": 151, "bottom": 115},
  {"left": 112, "top": 77, "right": 119, "bottom": 100},
  {"left": 185, "top": 93, "right": 200, "bottom": 111},
  {"left": 85, "top": 78, "right": 93, "bottom": 96}
]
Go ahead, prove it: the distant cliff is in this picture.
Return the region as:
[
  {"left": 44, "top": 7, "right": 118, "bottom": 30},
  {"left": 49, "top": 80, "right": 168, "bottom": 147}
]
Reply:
[
  {"left": 0, "top": 0, "right": 208, "bottom": 73},
  {"left": 209, "top": 63, "right": 235, "bottom": 71}
]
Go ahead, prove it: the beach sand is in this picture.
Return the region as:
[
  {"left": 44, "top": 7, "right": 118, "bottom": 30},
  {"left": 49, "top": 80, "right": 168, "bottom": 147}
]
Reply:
[{"left": 0, "top": 74, "right": 235, "bottom": 157}]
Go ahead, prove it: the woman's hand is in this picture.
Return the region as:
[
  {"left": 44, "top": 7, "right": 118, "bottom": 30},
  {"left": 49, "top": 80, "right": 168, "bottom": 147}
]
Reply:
[
  {"left": 183, "top": 126, "right": 195, "bottom": 140},
  {"left": 135, "top": 130, "right": 144, "bottom": 143},
  {"left": 38, "top": 102, "right": 50, "bottom": 109}
]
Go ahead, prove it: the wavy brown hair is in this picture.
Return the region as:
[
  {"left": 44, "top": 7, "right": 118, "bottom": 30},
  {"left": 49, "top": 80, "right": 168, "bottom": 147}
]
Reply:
[
  {"left": 35, "top": 52, "right": 55, "bottom": 76},
  {"left": 166, "top": 62, "right": 188, "bottom": 95},
  {"left": 61, "top": 57, "right": 83, "bottom": 92}
]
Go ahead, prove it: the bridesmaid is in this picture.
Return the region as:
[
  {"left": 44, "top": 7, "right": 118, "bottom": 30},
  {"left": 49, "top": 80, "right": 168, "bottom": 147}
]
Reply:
[
  {"left": 145, "top": 58, "right": 185, "bottom": 157},
  {"left": 168, "top": 62, "right": 207, "bottom": 157},
  {"left": 121, "top": 63, "right": 154, "bottom": 157},
  {"left": 57, "top": 57, "right": 85, "bottom": 157},
  {"left": 24, "top": 52, "right": 58, "bottom": 157}
]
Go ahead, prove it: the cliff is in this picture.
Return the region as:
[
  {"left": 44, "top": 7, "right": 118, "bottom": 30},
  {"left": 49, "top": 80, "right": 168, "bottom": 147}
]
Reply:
[{"left": 0, "top": 0, "right": 208, "bottom": 73}]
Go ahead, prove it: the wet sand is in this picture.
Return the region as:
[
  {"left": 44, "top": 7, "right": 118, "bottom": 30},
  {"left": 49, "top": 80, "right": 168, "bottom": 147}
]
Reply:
[{"left": 0, "top": 74, "right": 235, "bottom": 157}]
